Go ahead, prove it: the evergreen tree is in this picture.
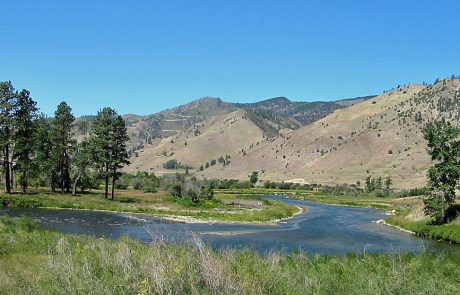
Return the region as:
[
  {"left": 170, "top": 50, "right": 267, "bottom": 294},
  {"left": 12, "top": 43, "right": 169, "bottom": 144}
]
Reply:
[
  {"left": 110, "top": 115, "right": 130, "bottom": 200},
  {"left": 90, "top": 107, "right": 115, "bottom": 198},
  {"left": 365, "top": 175, "right": 374, "bottom": 192},
  {"left": 13, "top": 89, "right": 38, "bottom": 193},
  {"left": 249, "top": 171, "right": 259, "bottom": 187},
  {"left": 384, "top": 177, "right": 393, "bottom": 195},
  {"left": 50, "top": 102, "right": 75, "bottom": 193},
  {"left": 33, "top": 115, "right": 55, "bottom": 190},
  {"left": 90, "top": 108, "right": 129, "bottom": 200},
  {"left": 0, "top": 81, "right": 17, "bottom": 194}
]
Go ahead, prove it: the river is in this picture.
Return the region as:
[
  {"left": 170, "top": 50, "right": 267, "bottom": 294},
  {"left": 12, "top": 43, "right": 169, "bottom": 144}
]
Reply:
[{"left": 1, "top": 196, "right": 458, "bottom": 255}]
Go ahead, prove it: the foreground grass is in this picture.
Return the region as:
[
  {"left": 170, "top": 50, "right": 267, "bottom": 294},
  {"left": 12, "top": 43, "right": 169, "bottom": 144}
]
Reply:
[
  {"left": 1, "top": 216, "right": 459, "bottom": 295},
  {"left": 0, "top": 188, "right": 299, "bottom": 223}
]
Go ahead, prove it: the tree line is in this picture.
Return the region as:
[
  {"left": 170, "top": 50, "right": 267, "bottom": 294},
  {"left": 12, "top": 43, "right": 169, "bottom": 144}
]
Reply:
[{"left": 0, "top": 81, "right": 129, "bottom": 199}]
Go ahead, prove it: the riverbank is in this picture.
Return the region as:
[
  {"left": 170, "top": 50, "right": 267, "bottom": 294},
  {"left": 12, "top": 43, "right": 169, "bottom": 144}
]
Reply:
[
  {"left": 1, "top": 215, "right": 459, "bottom": 295},
  {"left": 0, "top": 189, "right": 300, "bottom": 224}
]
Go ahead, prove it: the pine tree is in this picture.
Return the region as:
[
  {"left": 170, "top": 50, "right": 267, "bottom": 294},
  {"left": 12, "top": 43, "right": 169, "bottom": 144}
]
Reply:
[
  {"left": 33, "top": 115, "right": 56, "bottom": 190},
  {"left": 13, "top": 89, "right": 38, "bottom": 193},
  {"left": 110, "top": 115, "right": 130, "bottom": 200},
  {"left": 0, "top": 81, "right": 17, "bottom": 194},
  {"left": 50, "top": 102, "right": 75, "bottom": 193},
  {"left": 90, "top": 107, "right": 116, "bottom": 199},
  {"left": 249, "top": 171, "right": 259, "bottom": 187},
  {"left": 90, "top": 108, "right": 129, "bottom": 200}
]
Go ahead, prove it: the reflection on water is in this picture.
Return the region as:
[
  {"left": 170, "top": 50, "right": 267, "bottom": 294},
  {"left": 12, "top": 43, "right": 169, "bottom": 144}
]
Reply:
[{"left": 1, "top": 196, "right": 458, "bottom": 255}]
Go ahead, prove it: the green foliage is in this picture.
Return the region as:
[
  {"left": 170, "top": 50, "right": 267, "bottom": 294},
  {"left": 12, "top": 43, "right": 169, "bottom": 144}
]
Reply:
[
  {"left": 365, "top": 175, "right": 392, "bottom": 197},
  {"left": 0, "top": 81, "right": 17, "bottom": 194},
  {"left": 12, "top": 89, "right": 38, "bottom": 193},
  {"left": 1, "top": 219, "right": 460, "bottom": 294},
  {"left": 90, "top": 107, "right": 130, "bottom": 199},
  {"left": 387, "top": 215, "right": 460, "bottom": 244},
  {"left": 0, "top": 196, "right": 44, "bottom": 208},
  {"left": 117, "top": 172, "right": 160, "bottom": 191},
  {"left": 423, "top": 120, "right": 460, "bottom": 224},
  {"left": 163, "top": 174, "right": 214, "bottom": 203},
  {"left": 249, "top": 171, "right": 259, "bottom": 186},
  {"left": 50, "top": 102, "right": 76, "bottom": 193},
  {"left": 33, "top": 115, "right": 55, "bottom": 189}
]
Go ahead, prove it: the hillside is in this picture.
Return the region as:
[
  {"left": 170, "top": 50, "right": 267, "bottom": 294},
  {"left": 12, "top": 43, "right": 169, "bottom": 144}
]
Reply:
[
  {"left": 122, "top": 95, "right": 372, "bottom": 175},
  {"left": 199, "top": 78, "right": 460, "bottom": 189},
  {"left": 102, "top": 96, "right": 368, "bottom": 154},
  {"left": 126, "top": 109, "right": 271, "bottom": 175}
]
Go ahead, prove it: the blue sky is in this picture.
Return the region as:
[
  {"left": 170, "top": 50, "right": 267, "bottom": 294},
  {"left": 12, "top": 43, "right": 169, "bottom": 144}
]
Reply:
[{"left": 1, "top": 0, "right": 460, "bottom": 116}]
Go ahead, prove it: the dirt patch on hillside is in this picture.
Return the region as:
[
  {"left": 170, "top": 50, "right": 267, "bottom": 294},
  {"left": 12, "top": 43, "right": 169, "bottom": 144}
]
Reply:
[{"left": 392, "top": 196, "right": 427, "bottom": 221}]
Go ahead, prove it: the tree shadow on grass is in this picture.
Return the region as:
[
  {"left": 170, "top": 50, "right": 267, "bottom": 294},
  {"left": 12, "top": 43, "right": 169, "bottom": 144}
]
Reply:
[{"left": 445, "top": 204, "right": 460, "bottom": 223}]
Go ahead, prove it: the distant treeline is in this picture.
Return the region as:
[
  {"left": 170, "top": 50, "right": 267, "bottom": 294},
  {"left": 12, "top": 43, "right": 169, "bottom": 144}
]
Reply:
[{"left": 0, "top": 81, "right": 129, "bottom": 199}]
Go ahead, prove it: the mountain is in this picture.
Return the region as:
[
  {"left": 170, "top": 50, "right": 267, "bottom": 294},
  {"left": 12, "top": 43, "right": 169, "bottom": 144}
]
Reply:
[
  {"left": 118, "top": 95, "right": 370, "bottom": 175},
  {"left": 97, "top": 95, "right": 364, "bottom": 155},
  {"left": 199, "top": 78, "right": 460, "bottom": 189},
  {"left": 77, "top": 78, "right": 460, "bottom": 188}
]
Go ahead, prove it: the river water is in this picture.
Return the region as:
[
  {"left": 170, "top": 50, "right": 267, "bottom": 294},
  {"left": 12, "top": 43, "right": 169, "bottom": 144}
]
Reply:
[{"left": 1, "top": 196, "right": 458, "bottom": 255}]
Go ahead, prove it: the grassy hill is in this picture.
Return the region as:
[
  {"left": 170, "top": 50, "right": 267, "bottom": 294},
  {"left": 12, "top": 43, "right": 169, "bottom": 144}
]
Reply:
[
  {"left": 126, "top": 109, "right": 271, "bottom": 176},
  {"left": 200, "top": 78, "right": 460, "bottom": 189}
]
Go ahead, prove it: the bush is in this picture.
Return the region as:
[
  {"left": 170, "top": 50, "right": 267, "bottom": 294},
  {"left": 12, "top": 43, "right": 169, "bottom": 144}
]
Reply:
[{"left": 132, "top": 178, "right": 145, "bottom": 190}]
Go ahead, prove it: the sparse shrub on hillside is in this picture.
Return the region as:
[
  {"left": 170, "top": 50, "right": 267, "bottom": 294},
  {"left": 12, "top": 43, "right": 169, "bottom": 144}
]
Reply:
[{"left": 163, "top": 159, "right": 192, "bottom": 170}]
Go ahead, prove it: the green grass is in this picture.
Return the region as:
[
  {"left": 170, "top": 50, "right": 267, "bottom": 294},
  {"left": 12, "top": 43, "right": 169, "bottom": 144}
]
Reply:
[
  {"left": 0, "top": 188, "right": 300, "bottom": 223},
  {"left": 387, "top": 213, "right": 460, "bottom": 243},
  {"left": 0, "top": 216, "right": 459, "bottom": 295}
]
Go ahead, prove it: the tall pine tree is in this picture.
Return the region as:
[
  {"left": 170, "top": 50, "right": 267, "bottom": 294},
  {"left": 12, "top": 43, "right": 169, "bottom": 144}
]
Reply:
[
  {"left": 13, "top": 89, "right": 38, "bottom": 193},
  {"left": 50, "top": 102, "right": 75, "bottom": 193},
  {"left": 90, "top": 107, "right": 115, "bottom": 198},
  {"left": 90, "top": 108, "right": 129, "bottom": 199},
  {"left": 0, "top": 81, "right": 17, "bottom": 194},
  {"left": 110, "top": 115, "right": 130, "bottom": 200},
  {"left": 33, "top": 115, "right": 56, "bottom": 190}
]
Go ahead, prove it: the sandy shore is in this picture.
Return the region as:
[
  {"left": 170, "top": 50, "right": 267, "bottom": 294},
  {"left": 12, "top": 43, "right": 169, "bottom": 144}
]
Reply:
[
  {"left": 373, "top": 219, "right": 416, "bottom": 235},
  {"left": 156, "top": 205, "right": 306, "bottom": 224}
]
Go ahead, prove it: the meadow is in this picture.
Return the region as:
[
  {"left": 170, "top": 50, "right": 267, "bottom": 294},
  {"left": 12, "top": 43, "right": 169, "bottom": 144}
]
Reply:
[{"left": 1, "top": 216, "right": 459, "bottom": 295}]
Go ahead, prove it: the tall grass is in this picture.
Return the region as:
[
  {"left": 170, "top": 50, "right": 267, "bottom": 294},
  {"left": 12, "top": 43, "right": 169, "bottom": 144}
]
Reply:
[
  {"left": 1, "top": 216, "right": 459, "bottom": 294},
  {"left": 387, "top": 215, "right": 460, "bottom": 243}
]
